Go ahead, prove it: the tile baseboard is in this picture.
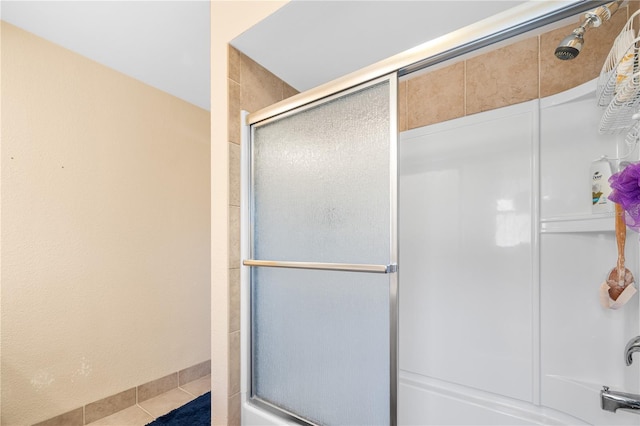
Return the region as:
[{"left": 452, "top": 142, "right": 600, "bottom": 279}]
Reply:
[{"left": 31, "top": 360, "right": 211, "bottom": 426}]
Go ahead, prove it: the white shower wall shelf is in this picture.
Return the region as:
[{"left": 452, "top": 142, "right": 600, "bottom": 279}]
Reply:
[
  {"left": 540, "top": 213, "right": 615, "bottom": 233},
  {"left": 541, "top": 77, "right": 629, "bottom": 235}
]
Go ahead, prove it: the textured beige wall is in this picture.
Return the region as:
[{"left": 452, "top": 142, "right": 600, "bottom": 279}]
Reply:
[
  {"left": 210, "top": 2, "right": 289, "bottom": 425},
  {"left": 1, "top": 22, "right": 211, "bottom": 425}
]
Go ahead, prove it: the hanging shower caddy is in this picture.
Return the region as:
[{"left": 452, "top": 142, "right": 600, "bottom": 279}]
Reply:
[{"left": 598, "top": 9, "right": 640, "bottom": 135}]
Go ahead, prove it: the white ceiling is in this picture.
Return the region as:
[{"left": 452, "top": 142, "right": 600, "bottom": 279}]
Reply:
[
  {"left": 1, "top": 0, "right": 564, "bottom": 110},
  {"left": 232, "top": 0, "right": 528, "bottom": 92},
  {"left": 1, "top": 1, "right": 211, "bottom": 110}
]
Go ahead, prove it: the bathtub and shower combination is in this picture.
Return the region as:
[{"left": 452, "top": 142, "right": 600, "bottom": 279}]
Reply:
[{"left": 237, "top": 2, "right": 640, "bottom": 425}]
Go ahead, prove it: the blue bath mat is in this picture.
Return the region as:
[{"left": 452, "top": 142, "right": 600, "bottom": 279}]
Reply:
[{"left": 146, "top": 392, "right": 210, "bottom": 426}]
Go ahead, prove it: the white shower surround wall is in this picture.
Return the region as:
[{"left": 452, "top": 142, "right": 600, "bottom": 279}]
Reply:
[
  {"left": 399, "top": 99, "right": 540, "bottom": 423},
  {"left": 399, "top": 79, "right": 639, "bottom": 426},
  {"left": 240, "top": 80, "right": 640, "bottom": 425}
]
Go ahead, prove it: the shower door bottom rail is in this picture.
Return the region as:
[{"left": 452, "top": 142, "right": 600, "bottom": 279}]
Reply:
[
  {"left": 249, "top": 396, "right": 323, "bottom": 426},
  {"left": 243, "top": 259, "right": 397, "bottom": 274}
]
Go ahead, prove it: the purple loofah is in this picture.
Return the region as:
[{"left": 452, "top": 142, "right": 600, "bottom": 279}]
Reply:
[{"left": 609, "top": 162, "right": 640, "bottom": 231}]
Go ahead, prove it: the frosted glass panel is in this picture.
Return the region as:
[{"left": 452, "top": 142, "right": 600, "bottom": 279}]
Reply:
[
  {"left": 252, "top": 267, "right": 390, "bottom": 425},
  {"left": 252, "top": 81, "right": 390, "bottom": 265},
  {"left": 249, "top": 78, "right": 394, "bottom": 425}
]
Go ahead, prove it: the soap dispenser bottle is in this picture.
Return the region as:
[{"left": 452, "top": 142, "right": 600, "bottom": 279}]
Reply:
[{"left": 591, "top": 156, "right": 614, "bottom": 214}]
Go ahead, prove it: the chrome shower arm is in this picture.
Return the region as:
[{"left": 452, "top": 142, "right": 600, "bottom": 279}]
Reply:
[
  {"left": 555, "top": 1, "right": 625, "bottom": 60},
  {"left": 586, "top": 1, "right": 625, "bottom": 27}
]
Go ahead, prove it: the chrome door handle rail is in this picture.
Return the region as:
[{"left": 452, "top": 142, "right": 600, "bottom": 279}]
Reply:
[{"left": 243, "top": 259, "right": 397, "bottom": 274}]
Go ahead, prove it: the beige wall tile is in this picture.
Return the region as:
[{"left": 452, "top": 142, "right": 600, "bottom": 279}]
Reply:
[
  {"left": 179, "top": 360, "right": 212, "bottom": 386},
  {"left": 240, "top": 53, "right": 285, "bottom": 113},
  {"left": 228, "top": 79, "right": 241, "bottom": 145},
  {"left": 180, "top": 375, "right": 211, "bottom": 397},
  {"left": 87, "top": 405, "right": 153, "bottom": 426},
  {"left": 229, "top": 206, "right": 241, "bottom": 268},
  {"left": 398, "top": 80, "right": 407, "bottom": 132},
  {"left": 229, "top": 267, "right": 240, "bottom": 333},
  {"left": 229, "top": 392, "right": 241, "bottom": 426},
  {"left": 229, "top": 142, "right": 241, "bottom": 207},
  {"left": 466, "top": 37, "right": 538, "bottom": 115},
  {"left": 228, "top": 45, "right": 241, "bottom": 84},
  {"left": 226, "top": 50, "right": 294, "bottom": 426},
  {"left": 540, "top": 11, "right": 627, "bottom": 98},
  {"left": 137, "top": 388, "right": 194, "bottom": 419},
  {"left": 283, "top": 82, "right": 299, "bottom": 99},
  {"left": 84, "top": 388, "right": 136, "bottom": 424},
  {"left": 229, "top": 331, "right": 241, "bottom": 395},
  {"left": 407, "top": 62, "right": 465, "bottom": 129},
  {"left": 33, "top": 408, "right": 84, "bottom": 426},
  {"left": 629, "top": 4, "right": 640, "bottom": 31},
  {"left": 137, "top": 373, "right": 178, "bottom": 403}
]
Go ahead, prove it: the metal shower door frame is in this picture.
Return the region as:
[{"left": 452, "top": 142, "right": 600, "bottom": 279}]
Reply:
[{"left": 243, "top": 73, "right": 399, "bottom": 426}]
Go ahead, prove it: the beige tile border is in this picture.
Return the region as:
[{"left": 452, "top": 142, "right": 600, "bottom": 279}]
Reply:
[
  {"left": 180, "top": 375, "right": 212, "bottom": 397},
  {"left": 406, "top": 6, "right": 630, "bottom": 130},
  {"left": 137, "top": 373, "right": 179, "bottom": 403},
  {"left": 225, "top": 47, "right": 300, "bottom": 419},
  {"left": 84, "top": 388, "right": 136, "bottom": 424},
  {"left": 33, "top": 408, "right": 84, "bottom": 426},
  {"left": 179, "top": 360, "right": 212, "bottom": 386},
  {"left": 31, "top": 360, "right": 211, "bottom": 426},
  {"left": 229, "top": 392, "right": 241, "bottom": 426},
  {"left": 229, "top": 331, "right": 241, "bottom": 395},
  {"left": 86, "top": 405, "right": 153, "bottom": 426}
]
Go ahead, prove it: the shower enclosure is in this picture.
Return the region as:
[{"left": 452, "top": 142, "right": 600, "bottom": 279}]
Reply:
[{"left": 239, "top": 1, "right": 640, "bottom": 425}]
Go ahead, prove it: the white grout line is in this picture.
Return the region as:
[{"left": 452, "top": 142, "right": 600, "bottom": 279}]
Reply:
[
  {"left": 136, "top": 403, "right": 156, "bottom": 420},
  {"left": 537, "top": 35, "right": 541, "bottom": 100},
  {"left": 178, "top": 385, "right": 198, "bottom": 398},
  {"left": 463, "top": 60, "right": 467, "bottom": 116}
]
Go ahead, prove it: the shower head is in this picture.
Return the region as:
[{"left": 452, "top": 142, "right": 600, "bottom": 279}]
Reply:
[
  {"left": 555, "top": 27, "right": 585, "bottom": 60},
  {"left": 554, "top": 0, "right": 624, "bottom": 61}
]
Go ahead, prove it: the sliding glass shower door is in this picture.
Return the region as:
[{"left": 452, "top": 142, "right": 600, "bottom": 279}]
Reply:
[{"left": 244, "top": 75, "right": 398, "bottom": 425}]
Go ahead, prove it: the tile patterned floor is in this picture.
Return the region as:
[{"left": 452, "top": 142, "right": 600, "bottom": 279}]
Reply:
[{"left": 87, "top": 375, "right": 211, "bottom": 426}]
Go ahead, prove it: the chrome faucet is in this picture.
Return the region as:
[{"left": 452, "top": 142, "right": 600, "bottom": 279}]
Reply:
[
  {"left": 601, "top": 386, "right": 640, "bottom": 413},
  {"left": 626, "top": 336, "right": 640, "bottom": 366},
  {"left": 599, "top": 337, "right": 640, "bottom": 414}
]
